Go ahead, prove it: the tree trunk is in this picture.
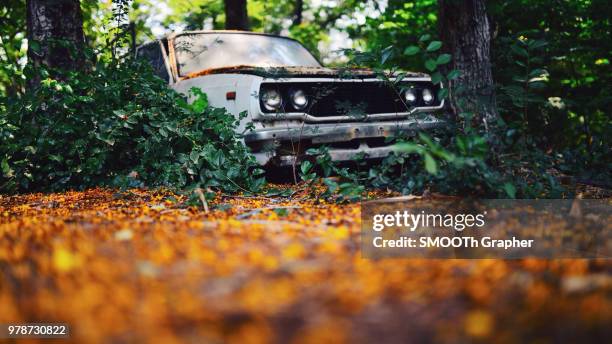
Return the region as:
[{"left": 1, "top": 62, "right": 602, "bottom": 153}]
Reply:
[
  {"left": 26, "top": 0, "right": 85, "bottom": 87},
  {"left": 438, "top": 0, "right": 498, "bottom": 129},
  {"left": 224, "top": 0, "right": 249, "bottom": 31},
  {"left": 293, "top": 0, "right": 303, "bottom": 26}
]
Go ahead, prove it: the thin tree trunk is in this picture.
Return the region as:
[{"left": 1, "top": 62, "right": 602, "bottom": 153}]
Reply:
[
  {"left": 26, "top": 0, "right": 85, "bottom": 88},
  {"left": 224, "top": 0, "right": 249, "bottom": 31},
  {"left": 438, "top": 0, "right": 498, "bottom": 129},
  {"left": 293, "top": 0, "right": 303, "bottom": 26}
]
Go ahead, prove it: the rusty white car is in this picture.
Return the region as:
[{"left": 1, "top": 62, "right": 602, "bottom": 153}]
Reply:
[{"left": 136, "top": 30, "right": 446, "bottom": 166}]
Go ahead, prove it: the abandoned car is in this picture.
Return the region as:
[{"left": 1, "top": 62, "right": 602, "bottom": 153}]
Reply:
[{"left": 136, "top": 31, "right": 446, "bottom": 166}]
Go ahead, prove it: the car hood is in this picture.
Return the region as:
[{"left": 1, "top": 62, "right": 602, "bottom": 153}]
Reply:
[{"left": 181, "top": 65, "right": 428, "bottom": 80}]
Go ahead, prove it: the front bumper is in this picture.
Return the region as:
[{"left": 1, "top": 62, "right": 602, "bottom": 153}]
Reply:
[{"left": 244, "top": 117, "right": 446, "bottom": 166}]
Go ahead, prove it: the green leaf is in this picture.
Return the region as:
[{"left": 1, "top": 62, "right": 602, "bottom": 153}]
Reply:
[
  {"left": 425, "top": 59, "right": 437, "bottom": 72},
  {"left": 528, "top": 68, "right": 547, "bottom": 78},
  {"left": 273, "top": 208, "right": 289, "bottom": 217},
  {"left": 431, "top": 72, "right": 443, "bottom": 84},
  {"left": 503, "top": 182, "right": 517, "bottom": 198},
  {"left": 96, "top": 134, "right": 115, "bottom": 146},
  {"left": 29, "top": 40, "right": 41, "bottom": 53},
  {"left": 1, "top": 158, "right": 13, "bottom": 177},
  {"left": 189, "top": 88, "right": 209, "bottom": 113},
  {"left": 426, "top": 41, "right": 442, "bottom": 52},
  {"left": 419, "top": 34, "right": 431, "bottom": 42},
  {"left": 300, "top": 160, "right": 313, "bottom": 174},
  {"left": 380, "top": 46, "right": 394, "bottom": 65},
  {"left": 510, "top": 45, "right": 528, "bottom": 58},
  {"left": 528, "top": 81, "right": 547, "bottom": 89},
  {"left": 446, "top": 70, "right": 461, "bottom": 80},
  {"left": 189, "top": 150, "right": 199, "bottom": 164},
  {"left": 49, "top": 155, "right": 63, "bottom": 162},
  {"left": 323, "top": 178, "right": 339, "bottom": 193},
  {"left": 527, "top": 39, "right": 547, "bottom": 50},
  {"left": 436, "top": 53, "right": 452, "bottom": 65},
  {"left": 424, "top": 153, "right": 438, "bottom": 174},
  {"left": 437, "top": 88, "right": 449, "bottom": 100},
  {"left": 403, "top": 46, "right": 420, "bottom": 56},
  {"left": 393, "top": 142, "right": 423, "bottom": 154}
]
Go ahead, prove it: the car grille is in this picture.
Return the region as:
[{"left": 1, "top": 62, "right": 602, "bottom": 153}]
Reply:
[{"left": 260, "top": 81, "right": 441, "bottom": 118}]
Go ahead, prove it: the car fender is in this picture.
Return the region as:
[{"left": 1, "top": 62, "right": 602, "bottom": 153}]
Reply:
[{"left": 171, "top": 74, "right": 264, "bottom": 133}]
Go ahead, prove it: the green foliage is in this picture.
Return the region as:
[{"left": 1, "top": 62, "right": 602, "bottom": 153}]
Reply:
[
  {"left": 0, "top": 0, "right": 265, "bottom": 195},
  {"left": 0, "top": 59, "right": 264, "bottom": 194},
  {"left": 165, "top": 0, "right": 225, "bottom": 31},
  {"left": 302, "top": 39, "right": 567, "bottom": 200},
  {"left": 305, "top": 128, "right": 564, "bottom": 200},
  {"left": 289, "top": 24, "right": 325, "bottom": 61},
  {"left": 343, "top": 34, "right": 457, "bottom": 102},
  {"left": 346, "top": 0, "right": 439, "bottom": 71},
  {"left": 2, "top": 0, "right": 609, "bottom": 199},
  {"left": 340, "top": 0, "right": 610, "bottom": 185},
  {"left": 490, "top": 0, "right": 611, "bottom": 182},
  {"left": 0, "top": 0, "right": 27, "bottom": 97}
]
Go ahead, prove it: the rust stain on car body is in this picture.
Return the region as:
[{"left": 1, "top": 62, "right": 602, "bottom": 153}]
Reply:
[{"left": 181, "top": 65, "right": 428, "bottom": 81}]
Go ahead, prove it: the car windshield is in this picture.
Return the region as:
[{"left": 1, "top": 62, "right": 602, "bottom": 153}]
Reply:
[{"left": 174, "top": 33, "right": 322, "bottom": 77}]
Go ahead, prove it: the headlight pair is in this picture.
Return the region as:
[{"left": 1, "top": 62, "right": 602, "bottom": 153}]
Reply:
[
  {"left": 261, "top": 88, "right": 309, "bottom": 111},
  {"left": 402, "top": 88, "right": 435, "bottom": 106}
]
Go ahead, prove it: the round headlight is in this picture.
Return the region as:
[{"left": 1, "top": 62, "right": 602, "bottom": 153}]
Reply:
[
  {"left": 261, "top": 88, "right": 282, "bottom": 111},
  {"left": 403, "top": 89, "right": 417, "bottom": 105},
  {"left": 422, "top": 88, "right": 434, "bottom": 105},
  {"left": 290, "top": 89, "right": 309, "bottom": 110}
]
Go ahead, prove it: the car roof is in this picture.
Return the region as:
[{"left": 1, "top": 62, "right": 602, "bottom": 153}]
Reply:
[
  {"left": 136, "top": 30, "right": 324, "bottom": 75},
  {"left": 167, "top": 30, "right": 302, "bottom": 43},
  {"left": 137, "top": 30, "right": 306, "bottom": 51}
]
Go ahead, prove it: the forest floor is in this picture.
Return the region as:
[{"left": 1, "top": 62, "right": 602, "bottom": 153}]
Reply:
[{"left": 0, "top": 186, "right": 610, "bottom": 343}]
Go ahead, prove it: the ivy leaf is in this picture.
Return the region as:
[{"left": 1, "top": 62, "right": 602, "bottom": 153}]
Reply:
[
  {"left": 323, "top": 178, "right": 339, "bottom": 193},
  {"left": 431, "top": 72, "right": 443, "bottom": 84},
  {"left": 425, "top": 59, "right": 438, "bottom": 72},
  {"left": 446, "top": 70, "right": 461, "bottom": 80},
  {"left": 503, "top": 182, "right": 517, "bottom": 198},
  {"left": 300, "top": 160, "right": 313, "bottom": 175},
  {"left": 426, "top": 41, "right": 442, "bottom": 52},
  {"left": 190, "top": 88, "right": 209, "bottom": 113},
  {"left": 189, "top": 150, "right": 199, "bottom": 164},
  {"left": 419, "top": 34, "right": 431, "bottom": 42},
  {"left": 95, "top": 133, "right": 115, "bottom": 146},
  {"left": 510, "top": 45, "right": 528, "bottom": 58},
  {"left": 436, "top": 53, "right": 452, "bottom": 65},
  {"left": 29, "top": 40, "right": 41, "bottom": 53},
  {"left": 403, "top": 46, "right": 420, "bottom": 56},
  {"left": 437, "top": 88, "right": 449, "bottom": 100},
  {"left": 527, "top": 39, "right": 547, "bottom": 50}
]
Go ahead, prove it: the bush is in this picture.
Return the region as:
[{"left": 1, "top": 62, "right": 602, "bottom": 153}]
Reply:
[
  {"left": 300, "top": 39, "right": 569, "bottom": 200},
  {"left": 0, "top": 60, "right": 265, "bottom": 194}
]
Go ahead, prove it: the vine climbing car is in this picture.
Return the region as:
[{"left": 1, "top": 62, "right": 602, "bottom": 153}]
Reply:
[{"left": 136, "top": 30, "right": 447, "bottom": 166}]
